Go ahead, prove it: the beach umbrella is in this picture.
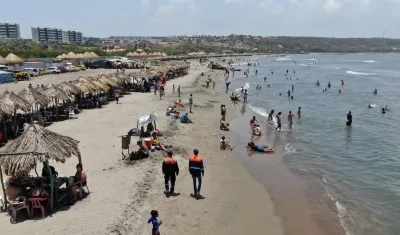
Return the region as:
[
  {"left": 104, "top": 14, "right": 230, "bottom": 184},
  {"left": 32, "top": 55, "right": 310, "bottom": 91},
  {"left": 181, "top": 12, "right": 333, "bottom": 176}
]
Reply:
[
  {"left": 98, "top": 75, "right": 117, "bottom": 87},
  {"left": 0, "top": 55, "right": 5, "bottom": 64},
  {"left": 4, "top": 53, "right": 24, "bottom": 65},
  {"left": 41, "top": 84, "right": 69, "bottom": 121},
  {"left": 1, "top": 91, "right": 31, "bottom": 113},
  {"left": 58, "top": 81, "right": 81, "bottom": 95},
  {"left": 18, "top": 87, "right": 50, "bottom": 107},
  {"left": 89, "top": 52, "right": 98, "bottom": 58},
  {"left": 73, "top": 78, "right": 97, "bottom": 94},
  {"left": 66, "top": 52, "right": 76, "bottom": 59},
  {"left": 0, "top": 123, "right": 81, "bottom": 210}
]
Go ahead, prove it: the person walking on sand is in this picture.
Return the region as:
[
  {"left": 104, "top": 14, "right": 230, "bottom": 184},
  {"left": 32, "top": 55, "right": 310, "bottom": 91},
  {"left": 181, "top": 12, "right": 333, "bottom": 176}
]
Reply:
[
  {"left": 177, "top": 85, "right": 181, "bottom": 97},
  {"left": 189, "top": 149, "right": 204, "bottom": 198},
  {"left": 162, "top": 151, "right": 179, "bottom": 197},
  {"left": 148, "top": 210, "right": 162, "bottom": 235},
  {"left": 189, "top": 94, "right": 193, "bottom": 113},
  {"left": 115, "top": 91, "right": 120, "bottom": 104},
  {"left": 173, "top": 84, "right": 175, "bottom": 93}
]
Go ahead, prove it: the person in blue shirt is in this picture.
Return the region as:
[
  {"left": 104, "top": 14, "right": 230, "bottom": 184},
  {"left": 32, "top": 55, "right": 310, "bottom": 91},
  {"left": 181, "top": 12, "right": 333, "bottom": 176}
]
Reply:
[
  {"left": 148, "top": 210, "right": 162, "bottom": 235},
  {"left": 189, "top": 94, "right": 193, "bottom": 113},
  {"left": 180, "top": 113, "right": 191, "bottom": 123}
]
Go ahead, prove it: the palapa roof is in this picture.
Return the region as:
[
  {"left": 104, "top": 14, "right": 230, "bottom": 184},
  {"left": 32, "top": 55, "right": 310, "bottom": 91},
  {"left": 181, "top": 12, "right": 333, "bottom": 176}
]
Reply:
[
  {"left": 88, "top": 78, "right": 111, "bottom": 91},
  {"left": 5, "top": 53, "right": 24, "bottom": 64},
  {"left": 0, "top": 90, "right": 31, "bottom": 113},
  {"left": 0, "top": 55, "right": 6, "bottom": 64},
  {"left": 0, "top": 124, "right": 81, "bottom": 178},
  {"left": 89, "top": 52, "right": 98, "bottom": 58},
  {"left": 73, "top": 78, "right": 97, "bottom": 93},
  {"left": 58, "top": 81, "right": 81, "bottom": 94},
  {"left": 41, "top": 84, "right": 70, "bottom": 101},
  {"left": 18, "top": 87, "right": 50, "bottom": 106}
]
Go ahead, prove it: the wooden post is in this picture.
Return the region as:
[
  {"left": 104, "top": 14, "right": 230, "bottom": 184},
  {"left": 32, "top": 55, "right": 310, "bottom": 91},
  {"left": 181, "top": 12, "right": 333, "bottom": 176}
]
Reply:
[
  {"left": 1, "top": 117, "right": 7, "bottom": 142},
  {"left": 44, "top": 160, "right": 54, "bottom": 212},
  {"left": 0, "top": 166, "right": 7, "bottom": 210}
]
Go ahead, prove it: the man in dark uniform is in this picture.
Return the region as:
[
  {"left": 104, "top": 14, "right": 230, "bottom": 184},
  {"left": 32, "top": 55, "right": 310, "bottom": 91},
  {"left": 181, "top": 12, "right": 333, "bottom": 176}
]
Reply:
[{"left": 162, "top": 151, "right": 179, "bottom": 196}]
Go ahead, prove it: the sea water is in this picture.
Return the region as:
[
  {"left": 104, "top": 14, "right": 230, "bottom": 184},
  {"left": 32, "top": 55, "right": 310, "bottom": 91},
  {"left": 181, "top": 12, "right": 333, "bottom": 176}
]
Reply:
[{"left": 229, "top": 53, "right": 400, "bottom": 235}]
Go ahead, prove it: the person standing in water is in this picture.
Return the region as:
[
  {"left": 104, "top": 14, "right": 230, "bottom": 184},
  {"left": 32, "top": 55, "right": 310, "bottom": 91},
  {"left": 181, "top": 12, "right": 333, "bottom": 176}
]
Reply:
[
  {"left": 276, "top": 112, "right": 282, "bottom": 132},
  {"left": 341, "top": 80, "right": 344, "bottom": 86},
  {"left": 267, "top": 110, "right": 275, "bottom": 123},
  {"left": 287, "top": 89, "right": 291, "bottom": 97},
  {"left": 255, "top": 70, "right": 258, "bottom": 75},
  {"left": 292, "top": 85, "right": 294, "bottom": 92},
  {"left": 346, "top": 111, "right": 352, "bottom": 126},
  {"left": 243, "top": 89, "right": 248, "bottom": 103},
  {"left": 288, "top": 111, "right": 294, "bottom": 127},
  {"left": 328, "top": 82, "right": 331, "bottom": 88},
  {"left": 297, "top": 107, "right": 302, "bottom": 118},
  {"left": 339, "top": 89, "right": 342, "bottom": 94},
  {"left": 264, "top": 77, "right": 266, "bottom": 82}
]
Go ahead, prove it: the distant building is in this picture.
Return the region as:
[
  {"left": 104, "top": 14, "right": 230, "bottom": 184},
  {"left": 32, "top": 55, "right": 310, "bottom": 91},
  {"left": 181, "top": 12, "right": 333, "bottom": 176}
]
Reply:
[
  {"left": 0, "top": 23, "right": 21, "bottom": 40},
  {"left": 83, "top": 37, "right": 102, "bottom": 44},
  {"left": 67, "top": 31, "right": 83, "bottom": 44},
  {"left": 103, "top": 36, "right": 165, "bottom": 44},
  {"left": 32, "top": 27, "right": 63, "bottom": 43},
  {"left": 31, "top": 27, "right": 83, "bottom": 44}
]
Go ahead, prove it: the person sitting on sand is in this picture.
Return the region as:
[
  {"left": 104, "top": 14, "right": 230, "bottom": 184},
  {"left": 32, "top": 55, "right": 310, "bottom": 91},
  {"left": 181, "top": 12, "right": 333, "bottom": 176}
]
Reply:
[
  {"left": 252, "top": 124, "right": 262, "bottom": 136},
  {"left": 220, "top": 136, "right": 233, "bottom": 150},
  {"left": 221, "top": 104, "right": 227, "bottom": 119},
  {"left": 151, "top": 132, "right": 166, "bottom": 151},
  {"left": 220, "top": 118, "right": 230, "bottom": 130},
  {"left": 172, "top": 105, "right": 180, "bottom": 117},
  {"left": 180, "top": 113, "right": 191, "bottom": 123},
  {"left": 137, "top": 140, "right": 150, "bottom": 158},
  {"left": 174, "top": 99, "right": 184, "bottom": 107},
  {"left": 246, "top": 142, "right": 273, "bottom": 153},
  {"left": 68, "top": 163, "right": 88, "bottom": 200}
]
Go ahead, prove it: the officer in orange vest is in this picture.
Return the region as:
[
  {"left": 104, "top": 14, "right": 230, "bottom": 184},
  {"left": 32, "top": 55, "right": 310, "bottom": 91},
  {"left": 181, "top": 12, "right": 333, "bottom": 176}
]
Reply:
[
  {"left": 189, "top": 149, "right": 204, "bottom": 197},
  {"left": 162, "top": 151, "right": 179, "bottom": 196}
]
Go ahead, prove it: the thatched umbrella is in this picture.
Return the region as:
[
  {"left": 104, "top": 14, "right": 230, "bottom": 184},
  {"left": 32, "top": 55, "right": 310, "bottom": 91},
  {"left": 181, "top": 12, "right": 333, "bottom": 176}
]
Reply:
[
  {"left": 0, "top": 123, "right": 81, "bottom": 211},
  {"left": 41, "top": 85, "right": 69, "bottom": 121},
  {"left": 66, "top": 52, "right": 76, "bottom": 59},
  {"left": 89, "top": 52, "right": 98, "bottom": 58},
  {"left": 73, "top": 78, "right": 97, "bottom": 94},
  {"left": 1, "top": 91, "right": 32, "bottom": 137},
  {"left": 4, "top": 53, "right": 24, "bottom": 65},
  {"left": 58, "top": 81, "right": 81, "bottom": 95},
  {"left": 89, "top": 78, "right": 111, "bottom": 92},
  {"left": 98, "top": 75, "right": 117, "bottom": 87},
  {"left": 18, "top": 87, "right": 50, "bottom": 107},
  {"left": 0, "top": 55, "right": 6, "bottom": 64}
]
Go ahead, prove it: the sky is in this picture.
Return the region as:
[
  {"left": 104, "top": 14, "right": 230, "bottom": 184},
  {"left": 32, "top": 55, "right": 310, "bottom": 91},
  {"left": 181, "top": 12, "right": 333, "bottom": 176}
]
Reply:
[{"left": 2, "top": 0, "right": 400, "bottom": 38}]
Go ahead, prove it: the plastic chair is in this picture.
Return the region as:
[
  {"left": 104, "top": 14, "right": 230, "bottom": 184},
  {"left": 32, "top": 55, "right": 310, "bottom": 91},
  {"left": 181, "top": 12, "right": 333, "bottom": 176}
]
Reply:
[
  {"left": 28, "top": 198, "right": 46, "bottom": 218},
  {"left": 8, "top": 197, "right": 31, "bottom": 223},
  {"left": 69, "top": 109, "right": 77, "bottom": 119}
]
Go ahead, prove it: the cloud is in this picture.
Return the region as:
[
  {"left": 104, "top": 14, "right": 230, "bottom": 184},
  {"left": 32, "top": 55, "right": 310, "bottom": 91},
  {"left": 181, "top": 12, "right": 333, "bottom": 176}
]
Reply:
[
  {"left": 257, "top": 0, "right": 282, "bottom": 14},
  {"left": 323, "top": 0, "right": 342, "bottom": 11}
]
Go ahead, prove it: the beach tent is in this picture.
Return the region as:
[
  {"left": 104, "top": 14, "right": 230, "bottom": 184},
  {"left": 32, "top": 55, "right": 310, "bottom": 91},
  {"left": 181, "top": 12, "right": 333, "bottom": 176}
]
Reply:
[{"left": 138, "top": 112, "right": 158, "bottom": 125}]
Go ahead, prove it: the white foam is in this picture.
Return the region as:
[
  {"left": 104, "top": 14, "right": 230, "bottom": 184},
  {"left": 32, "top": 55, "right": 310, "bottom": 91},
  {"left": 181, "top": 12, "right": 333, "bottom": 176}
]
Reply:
[
  {"left": 299, "top": 64, "right": 310, "bottom": 67},
  {"left": 248, "top": 104, "right": 269, "bottom": 117},
  {"left": 309, "top": 59, "right": 317, "bottom": 61},
  {"left": 285, "top": 143, "right": 296, "bottom": 153},
  {"left": 235, "top": 83, "right": 250, "bottom": 92},
  {"left": 346, "top": 70, "right": 376, "bottom": 76},
  {"left": 362, "top": 60, "right": 376, "bottom": 63},
  {"left": 275, "top": 57, "right": 292, "bottom": 61}
]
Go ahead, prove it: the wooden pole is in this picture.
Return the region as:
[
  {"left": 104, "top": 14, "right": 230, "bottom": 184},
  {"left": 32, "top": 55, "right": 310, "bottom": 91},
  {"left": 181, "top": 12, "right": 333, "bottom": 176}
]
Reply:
[
  {"left": 0, "top": 166, "right": 7, "bottom": 210},
  {"left": 1, "top": 116, "right": 7, "bottom": 142},
  {"left": 13, "top": 109, "right": 17, "bottom": 136},
  {"left": 44, "top": 160, "right": 54, "bottom": 212}
]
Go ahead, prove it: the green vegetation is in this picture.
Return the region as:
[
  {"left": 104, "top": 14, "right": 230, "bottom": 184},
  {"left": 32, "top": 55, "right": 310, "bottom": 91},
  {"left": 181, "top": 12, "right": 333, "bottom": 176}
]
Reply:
[{"left": 1, "top": 37, "right": 400, "bottom": 59}]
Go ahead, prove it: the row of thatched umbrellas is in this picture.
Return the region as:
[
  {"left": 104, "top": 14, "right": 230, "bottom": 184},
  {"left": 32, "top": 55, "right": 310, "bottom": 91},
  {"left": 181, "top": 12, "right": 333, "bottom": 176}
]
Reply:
[
  {"left": 0, "top": 53, "right": 24, "bottom": 65},
  {"left": 56, "top": 52, "right": 99, "bottom": 60}
]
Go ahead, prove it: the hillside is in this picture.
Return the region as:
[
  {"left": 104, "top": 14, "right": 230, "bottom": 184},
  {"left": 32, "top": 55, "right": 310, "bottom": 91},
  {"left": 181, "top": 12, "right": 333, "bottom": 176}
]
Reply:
[{"left": 1, "top": 37, "right": 400, "bottom": 58}]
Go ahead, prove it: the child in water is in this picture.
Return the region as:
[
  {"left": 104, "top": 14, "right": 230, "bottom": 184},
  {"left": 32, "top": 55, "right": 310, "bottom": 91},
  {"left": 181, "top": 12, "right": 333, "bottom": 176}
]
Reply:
[{"left": 297, "top": 107, "right": 302, "bottom": 118}]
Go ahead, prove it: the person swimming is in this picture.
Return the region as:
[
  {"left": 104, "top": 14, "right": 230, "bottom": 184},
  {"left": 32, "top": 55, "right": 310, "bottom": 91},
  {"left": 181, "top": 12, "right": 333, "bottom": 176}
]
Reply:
[
  {"left": 264, "top": 77, "right": 266, "bottom": 82},
  {"left": 287, "top": 90, "right": 291, "bottom": 97},
  {"left": 374, "top": 89, "right": 377, "bottom": 94},
  {"left": 382, "top": 108, "right": 386, "bottom": 114},
  {"left": 328, "top": 82, "right": 331, "bottom": 88},
  {"left": 368, "top": 104, "right": 372, "bottom": 108},
  {"left": 339, "top": 89, "right": 341, "bottom": 94},
  {"left": 292, "top": 85, "right": 294, "bottom": 92},
  {"left": 316, "top": 81, "right": 320, "bottom": 86}
]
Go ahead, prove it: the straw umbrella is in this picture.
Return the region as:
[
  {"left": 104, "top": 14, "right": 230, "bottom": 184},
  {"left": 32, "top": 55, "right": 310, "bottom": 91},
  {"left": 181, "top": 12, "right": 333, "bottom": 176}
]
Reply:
[
  {"left": 89, "top": 52, "right": 98, "bottom": 58},
  {"left": 41, "top": 85, "right": 69, "bottom": 121},
  {"left": 4, "top": 53, "right": 24, "bottom": 65},
  {"left": 73, "top": 78, "right": 98, "bottom": 94},
  {"left": 0, "top": 123, "right": 81, "bottom": 211},
  {"left": 66, "top": 52, "right": 76, "bottom": 60},
  {"left": 0, "top": 55, "right": 6, "bottom": 64},
  {"left": 18, "top": 87, "right": 50, "bottom": 111},
  {"left": 1, "top": 91, "right": 31, "bottom": 138},
  {"left": 58, "top": 81, "right": 81, "bottom": 95}
]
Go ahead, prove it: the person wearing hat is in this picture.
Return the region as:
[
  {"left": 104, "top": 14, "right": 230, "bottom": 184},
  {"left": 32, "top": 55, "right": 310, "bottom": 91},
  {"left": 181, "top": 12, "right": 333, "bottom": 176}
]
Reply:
[
  {"left": 162, "top": 151, "right": 179, "bottom": 196},
  {"left": 189, "top": 149, "right": 204, "bottom": 198}
]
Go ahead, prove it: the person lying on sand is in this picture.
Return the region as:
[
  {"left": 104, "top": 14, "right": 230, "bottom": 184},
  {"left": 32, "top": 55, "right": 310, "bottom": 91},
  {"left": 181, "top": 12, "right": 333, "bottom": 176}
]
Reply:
[
  {"left": 220, "top": 118, "right": 230, "bottom": 130},
  {"left": 174, "top": 99, "right": 184, "bottom": 107},
  {"left": 220, "top": 136, "right": 233, "bottom": 150},
  {"left": 246, "top": 142, "right": 274, "bottom": 153},
  {"left": 151, "top": 132, "right": 166, "bottom": 151}
]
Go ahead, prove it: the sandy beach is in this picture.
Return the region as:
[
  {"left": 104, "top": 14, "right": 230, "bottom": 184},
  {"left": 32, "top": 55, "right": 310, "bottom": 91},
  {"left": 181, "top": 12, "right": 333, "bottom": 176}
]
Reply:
[{"left": 0, "top": 64, "right": 284, "bottom": 235}]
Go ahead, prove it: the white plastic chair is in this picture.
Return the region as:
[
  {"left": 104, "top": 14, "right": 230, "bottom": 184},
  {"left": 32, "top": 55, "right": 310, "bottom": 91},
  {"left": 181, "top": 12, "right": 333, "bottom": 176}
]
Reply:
[{"left": 69, "top": 109, "right": 77, "bottom": 119}]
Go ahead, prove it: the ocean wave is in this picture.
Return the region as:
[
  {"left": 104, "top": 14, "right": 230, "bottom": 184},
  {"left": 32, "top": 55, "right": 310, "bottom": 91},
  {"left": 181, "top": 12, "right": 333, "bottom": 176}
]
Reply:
[
  {"left": 323, "top": 178, "right": 354, "bottom": 235},
  {"left": 285, "top": 143, "right": 296, "bottom": 153},
  {"left": 234, "top": 82, "right": 250, "bottom": 92},
  {"left": 248, "top": 104, "right": 269, "bottom": 117},
  {"left": 346, "top": 70, "right": 376, "bottom": 76},
  {"left": 275, "top": 57, "right": 292, "bottom": 61},
  {"left": 309, "top": 59, "right": 317, "bottom": 61},
  {"left": 299, "top": 64, "right": 310, "bottom": 67},
  {"left": 362, "top": 60, "right": 376, "bottom": 63}
]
